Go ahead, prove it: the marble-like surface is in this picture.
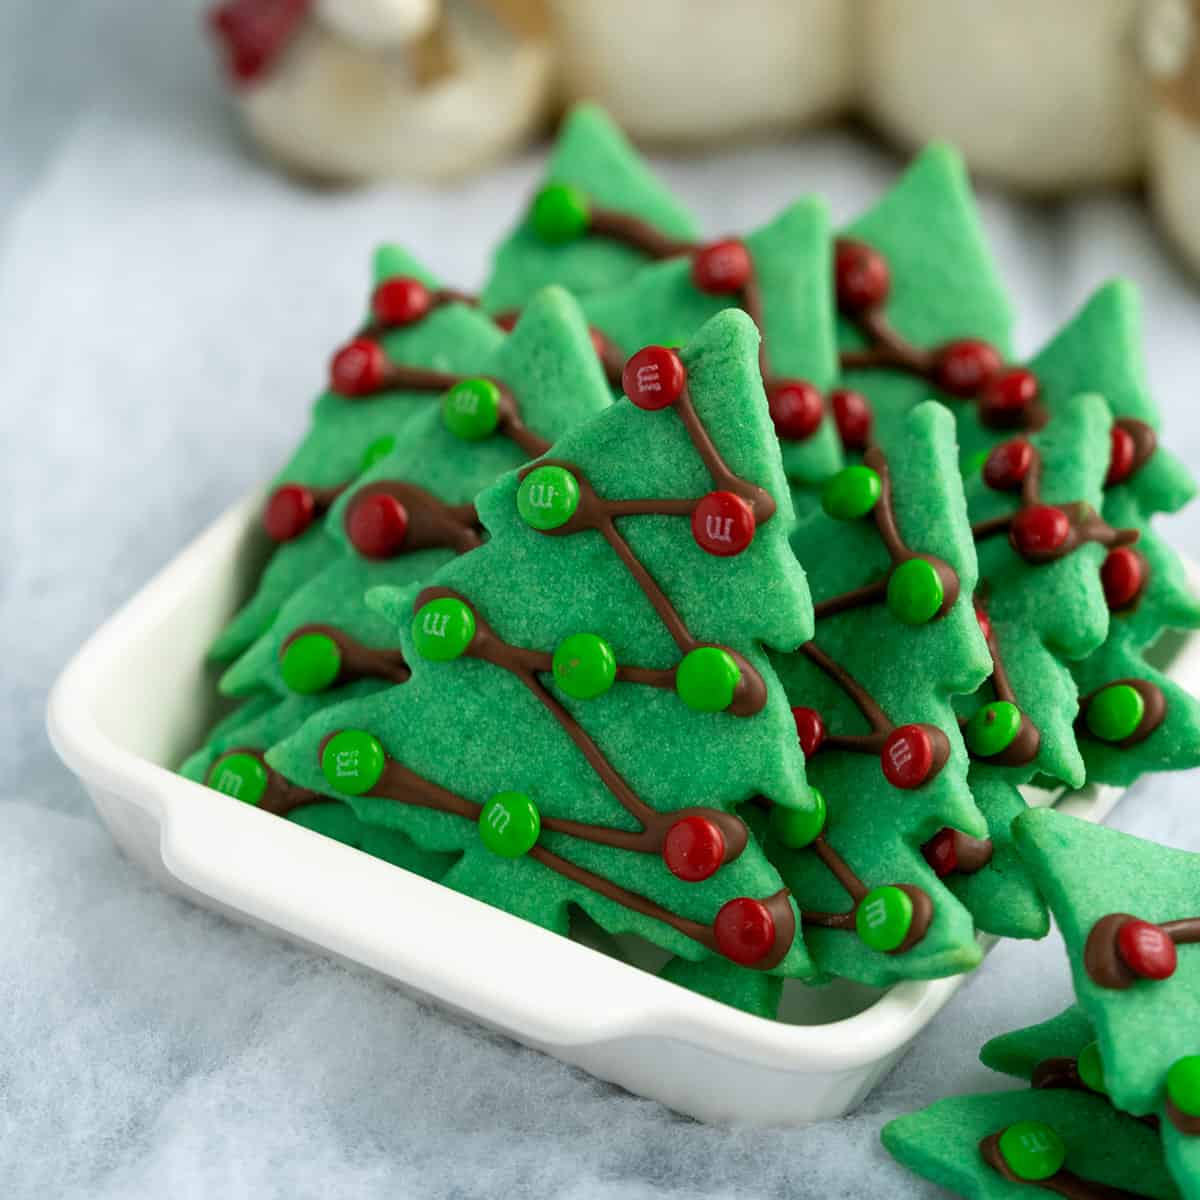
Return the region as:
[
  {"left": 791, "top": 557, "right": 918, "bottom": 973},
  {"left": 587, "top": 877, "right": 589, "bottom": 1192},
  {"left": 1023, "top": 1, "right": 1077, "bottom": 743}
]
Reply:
[{"left": 2, "top": 2, "right": 1198, "bottom": 1195}]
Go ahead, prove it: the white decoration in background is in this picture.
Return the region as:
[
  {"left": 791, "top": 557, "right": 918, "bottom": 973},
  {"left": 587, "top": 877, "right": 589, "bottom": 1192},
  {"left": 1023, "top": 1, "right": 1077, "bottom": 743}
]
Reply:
[
  {"left": 314, "top": 0, "right": 439, "bottom": 49},
  {"left": 1141, "top": 0, "right": 1194, "bottom": 79}
]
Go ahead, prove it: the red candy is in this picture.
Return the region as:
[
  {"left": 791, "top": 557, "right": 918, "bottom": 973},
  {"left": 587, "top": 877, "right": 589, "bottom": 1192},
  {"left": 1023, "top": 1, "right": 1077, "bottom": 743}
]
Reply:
[
  {"left": 1102, "top": 547, "right": 1145, "bottom": 610},
  {"left": 792, "top": 707, "right": 826, "bottom": 758},
  {"left": 975, "top": 605, "right": 993, "bottom": 643},
  {"left": 263, "top": 483, "right": 316, "bottom": 542},
  {"left": 347, "top": 493, "right": 409, "bottom": 560},
  {"left": 881, "top": 724, "right": 936, "bottom": 789},
  {"left": 493, "top": 311, "right": 519, "bottom": 332},
  {"left": 663, "top": 816, "right": 726, "bottom": 883},
  {"left": 1010, "top": 505, "right": 1071, "bottom": 559},
  {"left": 980, "top": 368, "right": 1040, "bottom": 428},
  {"left": 1117, "top": 918, "right": 1177, "bottom": 980},
  {"left": 622, "top": 345, "right": 686, "bottom": 410},
  {"left": 933, "top": 339, "right": 1003, "bottom": 397},
  {"left": 768, "top": 380, "right": 824, "bottom": 440},
  {"left": 983, "top": 439, "right": 1033, "bottom": 491},
  {"left": 692, "top": 491, "right": 756, "bottom": 557},
  {"left": 831, "top": 388, "right": 873, "bottom": 451},
  {"left": 208, "top": 0, "right": 309, "bottom": 85},
  {"left": 371, "top": 277, "right": 432, "bottom": 328},
  {"left": 331, "top": 337, "right": 388, "bottom": 397},
  {"left": 922, "top": 829, "right": 958, "bottom": 878},
  {"left": 834, "top": 239, "right": 890, "bottom": 312},
  {"left": 1107, "top": 423, "right": 1137, "bottom": 486},
  {"left": 714, "top": 897, "right": 777, "bottom": 965},
  {"left": 691, "top": 239, "right": 753, "bottom": 294},
  {"left": 588, "top": 327, "right": 611, "bottom": 360}
]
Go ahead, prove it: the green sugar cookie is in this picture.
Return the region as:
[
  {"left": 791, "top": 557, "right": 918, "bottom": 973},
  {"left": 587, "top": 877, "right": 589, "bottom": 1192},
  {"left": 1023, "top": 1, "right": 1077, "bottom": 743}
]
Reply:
[
  {"left": 1013, "top": 808, "right": 1200, "bottom": 1120},
  {"left": 208, "top": 245, "right": 505, "bottom": 662},
  {"left": 217, "top": 287, "right": 612, "bottom": 699},
  {"left": 980, "top": 1004, "right": 1101, "bottom": 1084},
  {"left": 882, "top": 1087, "right": 1179, "bottom": 1199},
  {"left": 766, "top": 402, "right": 992, "bottom": 986},
  {"left": 482, "top": 104, "right": 699, "bottom": 313},
  {"left": 268, "top": 310, "right": 820, "bottom": 978},
  {"left": 579, "top": 197, "right": 842, "bottom": 487}
]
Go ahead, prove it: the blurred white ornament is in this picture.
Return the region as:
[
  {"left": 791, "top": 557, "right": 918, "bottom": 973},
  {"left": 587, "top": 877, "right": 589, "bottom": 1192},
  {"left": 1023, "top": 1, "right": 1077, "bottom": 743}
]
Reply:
[{"left": 314, "top": 0, "right": 439, "bottom": 49}]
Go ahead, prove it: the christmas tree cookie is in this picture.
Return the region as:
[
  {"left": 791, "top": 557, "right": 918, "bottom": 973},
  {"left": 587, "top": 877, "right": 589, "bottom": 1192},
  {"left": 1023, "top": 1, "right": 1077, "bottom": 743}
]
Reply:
[
  {"left": 1012, "top": 809, "right": 1200, "bottom": 1126},
  {"left": 267, "top": 310, "right": 821, "bottom": 978},
  {"left": 764, "top": 401, "right": 992, "bottom": 986},
  {"left": 216, "top": 287, "right": 612, "bottom": 699},
  {"left": 208, "top": 246, "right": 505, "bottom": 662}
]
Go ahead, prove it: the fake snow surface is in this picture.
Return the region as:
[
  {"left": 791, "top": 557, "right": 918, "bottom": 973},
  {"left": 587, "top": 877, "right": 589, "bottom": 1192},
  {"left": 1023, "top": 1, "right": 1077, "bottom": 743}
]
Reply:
[{"left": 2, "top": 2, "right": 1198, "bottom": 1195}]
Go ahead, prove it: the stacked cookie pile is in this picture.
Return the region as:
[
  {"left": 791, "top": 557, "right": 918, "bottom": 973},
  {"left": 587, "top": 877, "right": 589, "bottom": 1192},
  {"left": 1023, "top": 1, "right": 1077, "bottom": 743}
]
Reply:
[{"left": 182, "top": 107, "right": 1200, "bottom": 1176}]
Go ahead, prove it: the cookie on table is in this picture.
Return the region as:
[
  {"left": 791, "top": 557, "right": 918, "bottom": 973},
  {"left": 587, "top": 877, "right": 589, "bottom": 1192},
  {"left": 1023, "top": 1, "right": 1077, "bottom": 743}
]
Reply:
[
  {"left": 217, "top": 287, "right": 612, "bottom": 699},
  {"left": 1012, "top": 809, "right": 1200, "bottom": 1132},
  {"left": 882, "top": 1087, "right": 1179, "bottom": 1199},
  {"left": 268, "top": 310, "right": 823, "bottom": 979},
  {"left": 766, "top": 402, "right": 992, "bottom": 987},
  {"left": 208, "top": 245, "right": 504, "bottom": 662},
  {"left": 481, "top": 103, "right": 700, "bottom": 314}
]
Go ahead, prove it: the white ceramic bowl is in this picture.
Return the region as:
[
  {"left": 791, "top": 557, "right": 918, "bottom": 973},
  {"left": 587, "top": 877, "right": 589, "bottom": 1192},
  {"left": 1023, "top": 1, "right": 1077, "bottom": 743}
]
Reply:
[{"left": 46, "top": 493, "right": 1200, "bottom": 1126}]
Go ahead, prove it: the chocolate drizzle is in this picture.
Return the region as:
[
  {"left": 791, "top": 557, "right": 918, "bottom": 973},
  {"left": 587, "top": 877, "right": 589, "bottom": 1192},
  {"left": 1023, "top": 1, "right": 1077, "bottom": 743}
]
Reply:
[
  {"left": 1076, "top": 679, "right": 1168, "bottom": 749},
  {"left": 280, "top": 623, "right": 411, "bottom": 689},
  {"left": 979, "top": 1132, "right": 1150, "bottom": 1199},
  {"left": 207, "top": 748, "right": 319, "bottom": 819},
  {"left": 1084, "top": 911, "right": 1200, "bottom": 989},
  {"left": 343, "top": 481, "right": 483, "bottom": 556}
]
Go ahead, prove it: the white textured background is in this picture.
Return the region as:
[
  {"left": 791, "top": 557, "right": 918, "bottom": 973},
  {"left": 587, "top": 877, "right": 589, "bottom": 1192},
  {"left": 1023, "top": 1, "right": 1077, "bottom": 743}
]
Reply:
[{"left": 3, "top": 2, "right": 1199, "bottom": 1196}]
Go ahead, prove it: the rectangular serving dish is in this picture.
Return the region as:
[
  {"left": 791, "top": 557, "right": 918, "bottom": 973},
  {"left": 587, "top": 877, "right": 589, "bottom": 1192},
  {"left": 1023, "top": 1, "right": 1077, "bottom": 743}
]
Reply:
[{"left": 46, "top": 493, "right": 1200, "bottom": 1127}]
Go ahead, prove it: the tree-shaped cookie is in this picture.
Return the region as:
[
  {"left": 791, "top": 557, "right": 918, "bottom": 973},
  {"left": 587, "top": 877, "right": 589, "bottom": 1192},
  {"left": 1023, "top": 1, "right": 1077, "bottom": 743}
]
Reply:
[
  {"left": 267, "top": 310, "right": 821, "bottom": 978},
  {"left": 215, "top": 287, "right": 612, "bottom": 699},
  {"left": 764, "top": 402, "right": 991, "bottom": 986},
  {"left": 485, "top": 105, "right": 842, "bottom": 484},
  {"left": 209, "top": 246, "right": 505, "bottom": 661},
  {"left": 1013, "top": 807, "right": 1200, "bottom": 1141},
  {"left": 882, "top": 1086, "right": 1179, "bottom": 1198}
]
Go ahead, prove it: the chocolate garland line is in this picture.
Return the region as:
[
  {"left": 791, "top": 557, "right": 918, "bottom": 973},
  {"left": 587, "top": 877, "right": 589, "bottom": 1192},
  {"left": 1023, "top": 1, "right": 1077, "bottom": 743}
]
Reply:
[{"left": 979, "top": 1131, "right": 1148, "bottom": 1199}]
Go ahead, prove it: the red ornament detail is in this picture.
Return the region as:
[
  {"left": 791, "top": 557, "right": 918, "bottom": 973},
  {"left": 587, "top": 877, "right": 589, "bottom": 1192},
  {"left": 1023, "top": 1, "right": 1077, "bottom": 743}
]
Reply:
[
  {"left": 975, "top": 605, "right": 993, "bottom": 643},
  {"left": 792, "top": 707, "right": 827, "bottom": 758},
  {"left": 980, "top": 368, "right": 1040, "bottom": 428},
  {"left": 208, "top": 0, "right": 310, "bottom": 85},
  {"left": 331, "top": 337, "right": 388, "bottom": 397},
  {"left": 692, "top": 491, "right": 756, "bottom": 557},
  {"left": 347, "top": 493, "right": 410, "bottom": 560},
  {"left": 922, "top": 829, "right": 958, "bottom": 878},
  {"left": 933, "top": 339, "right": 1003, "bottom": 398},
  {"left": 1010, "top": 505, "right": 1071, "bottom": 559},
  {"left": 622, "top": 345, "right": 686, "bottom": 410},
  {"left": 983, "top": 439, "right": 1034, "bottom": 491},
  {"left": 768, "top": 380, "right": 824, "bottom": 441},
  {"left": 263, "top": 483, "right": 316, "bottom": 542},
  {"left": 1107, "top": 424, "right": 1137, "bottom": 486},
  {"left": 1117, "top": 918, "right": 1177, "bottom": 981},
  {"left": 831, "top": 388, "right": 873, "bottom": 451},
  {"left": 714, "top": 897, "right": 777, "bottom": 966},
  {"left": 691, "top": 239, "right": 753, "bottom": 294},
  {"left": 663, "top": 816, "right": 726, "bottom": 883},
  {"left": 588, "top": 327, "right": 611, "bottom": 360},
  {"left": 494, "top": 311, "right": 519, "bottom": 333},
  {"left": 834, "top": 239, "right": 890, "bottom": 313},
  {"left": 881, "top": 725, "right": 935, "bottom": 789},
  {"left": 1102, "top": 547, "right": 1145, "bottom": 610},
  {"left": 371, "top": 277, "right": 432, "bottom": 328}
]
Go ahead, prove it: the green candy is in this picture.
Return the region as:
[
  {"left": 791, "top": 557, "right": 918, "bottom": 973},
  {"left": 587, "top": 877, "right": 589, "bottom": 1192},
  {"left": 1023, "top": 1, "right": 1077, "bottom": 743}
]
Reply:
[
  {"left": 675, "top": 646, "right": 741, "bottom": 713},
  {"left": 442, "top": 378, "right": 501, "bottom": 441},
  {"left": 1167, "top": 1056, "right": 1200, "bottom": 1118},
  {"left": 280, "top": 631, "right": 342, "bottom": 695},
  {"left": 517, "top": 465, "right": 580, "bottom": 531},
  {"left": 771, "top": 788, "right": 826, "bottom": 849},
  {"left": 320, "top": 729, "right": 385, "bottom": 796},
  {"left": 552, "top": 632, "right": 617, "bottom": 700},
  {"left": 1085, "top": 684, "right": 1145, "bottom": 743},
  {"left": 207, "top": 752, "right": 268, "bottom": 806},
  {"left": 855, "top": 885, "right": 914, "bottom": 952},
  {"left": 997, "top": 1121, "right": 1066, "bottom": 1182},
  {"left": 412, "top": 596, "right": 476, "bottom": 662},
  {"left": 479, "top": 791, "right": 542, "bottom": 858},
  {"left": 966, "top": 700, "right": 1023, "bottom": 757},
  {"left": 1077, "top": 1041, "right": 1106, "bottom": 1094},
  {"left": 361, "top": 435, "right": 397, "bottom": 471},
  {"left": 821, "top": 466, "right": 882, "bottom": 521},
  {"left": 887, "top": 557, "right": 945, "bottom": 625},
  {"left": 531, "top": 183, "right": 591, "bottom": 243}
]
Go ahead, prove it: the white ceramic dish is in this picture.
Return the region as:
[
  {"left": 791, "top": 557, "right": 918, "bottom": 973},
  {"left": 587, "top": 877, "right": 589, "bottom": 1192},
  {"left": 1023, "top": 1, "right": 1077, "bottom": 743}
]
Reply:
[{"left": 46, "top": 493, "right": 1200, "bottom": 1126}]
